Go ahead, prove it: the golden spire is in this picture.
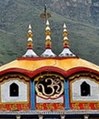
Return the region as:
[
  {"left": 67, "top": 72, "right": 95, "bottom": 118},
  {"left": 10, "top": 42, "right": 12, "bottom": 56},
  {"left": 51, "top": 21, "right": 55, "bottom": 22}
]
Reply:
[
  {"left": 27, "top": 24, "right": 33, "bottom": 49},
  {"left": 45, "top": 20, "right": 52, "bottom": 49},
  {"left": 59, "top": 23, "right": 75, "bottom": 57},
  {"left": 41, "top": 20, "right": 56, "bottom": 57},
  {"left": 63, "top": 23, "right": 70, "bottom": 48},
  {"left": 23, "top": 24, "right": 38, "bottom": 57}
]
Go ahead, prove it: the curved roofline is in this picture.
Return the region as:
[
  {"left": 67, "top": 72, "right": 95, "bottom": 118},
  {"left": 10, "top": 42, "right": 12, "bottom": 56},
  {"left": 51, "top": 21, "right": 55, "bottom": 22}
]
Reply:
[
  {"left": 31, "top": 66, "right": 66, "bottom": 78},
  {"left": 0, "top": 66, "right": 98, "bottom": 78},
  {"left": 66, "top": 67, "right": 99, "bottom": 77},
  {"left": 0, "top": 67, "right": 66, "bottom": 78},
  {"left": 0, "top": 68, "right": 32, "bottom": 78}
]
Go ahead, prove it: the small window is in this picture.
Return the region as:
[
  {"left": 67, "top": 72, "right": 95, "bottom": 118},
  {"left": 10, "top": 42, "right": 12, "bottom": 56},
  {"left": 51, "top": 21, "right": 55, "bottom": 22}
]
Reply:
[
  {"left": 10, "top": 83, "right": 19, "bottom": 97},
  {"left": 81, "top": 81, "right": 90, "bottom": 96}
]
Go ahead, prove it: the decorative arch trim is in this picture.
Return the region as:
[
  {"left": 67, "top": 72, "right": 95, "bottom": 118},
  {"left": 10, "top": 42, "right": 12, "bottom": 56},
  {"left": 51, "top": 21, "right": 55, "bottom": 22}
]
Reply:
[
  {"left": 0, "top": 68, "right": 32, "bottom": 78},
  {"left": 0, "top": 66, "right": 98, "bottom": 79},
  {"left": 0, "top": 67, "right": 66, "bottom": 78},
  {"left": 31, "top": 66, "right": 66, "bottom": 78},
  {"left": 66, "top": 67, "right": 99, "bottom": 78}
]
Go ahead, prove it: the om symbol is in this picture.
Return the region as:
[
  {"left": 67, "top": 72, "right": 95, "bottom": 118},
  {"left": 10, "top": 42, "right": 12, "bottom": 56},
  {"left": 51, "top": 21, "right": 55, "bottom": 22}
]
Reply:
[{"left": 35, "top": 75, "right": 64, "bottom": 99}]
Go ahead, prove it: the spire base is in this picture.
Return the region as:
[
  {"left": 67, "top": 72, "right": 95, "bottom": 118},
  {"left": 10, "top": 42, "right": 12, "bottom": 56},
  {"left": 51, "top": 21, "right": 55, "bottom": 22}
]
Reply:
[
  {"left": 41, "top": 49, "right": 56, "bottom": 57},
  {"left": 59, "top": 48, "right": 76, "bottom": 57},
  {"left": 23, "top": 49, "right": 38, "bottom": 57}
]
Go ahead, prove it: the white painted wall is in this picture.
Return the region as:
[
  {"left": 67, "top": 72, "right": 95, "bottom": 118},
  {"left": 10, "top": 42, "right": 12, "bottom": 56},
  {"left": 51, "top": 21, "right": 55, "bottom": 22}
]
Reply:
[
  {"left": 1, "top": 80, "right": 28, "bottom": 102},
  {"left": 36, "top": 96, "right": 64, "bottom": 103},
  {"left": 71, "top": 78, "right": 99, "bottom": 101}
]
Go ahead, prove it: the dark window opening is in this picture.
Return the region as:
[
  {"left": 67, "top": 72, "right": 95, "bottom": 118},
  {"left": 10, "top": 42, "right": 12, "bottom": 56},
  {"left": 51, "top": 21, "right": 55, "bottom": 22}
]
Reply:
[
  {"left": 81, "top": 81, "right": 90, "bottom": 96},
  {"left": 10, "top": 83, "right": 19, "bottom": 97}
]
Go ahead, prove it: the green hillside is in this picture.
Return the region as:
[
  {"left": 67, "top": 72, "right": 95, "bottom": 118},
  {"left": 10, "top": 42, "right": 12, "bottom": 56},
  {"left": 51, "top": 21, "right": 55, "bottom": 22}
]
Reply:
[{"left": 0, "top": 0, "right": 99, "bottom": 65}]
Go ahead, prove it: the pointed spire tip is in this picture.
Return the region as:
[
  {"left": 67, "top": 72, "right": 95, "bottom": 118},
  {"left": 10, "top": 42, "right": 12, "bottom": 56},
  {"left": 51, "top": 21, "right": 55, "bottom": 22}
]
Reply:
[
  {"left": 46, "top": 20, "right": 49, "bottom": 26},
  {"left": 63, "top": 23, "right": 67, "bottom": 29},
  {"left": 29, "top": 24, "right": 32, "bottom": 29}
]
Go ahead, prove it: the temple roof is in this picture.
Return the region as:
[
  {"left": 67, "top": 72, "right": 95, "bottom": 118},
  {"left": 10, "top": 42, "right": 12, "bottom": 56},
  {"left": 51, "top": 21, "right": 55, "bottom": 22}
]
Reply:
[
  {"left": 0, "top": 20, "right": 98, "bottom": 77},
  {"left": 0, "top": 57, "right": 99, "bottom": 77}
]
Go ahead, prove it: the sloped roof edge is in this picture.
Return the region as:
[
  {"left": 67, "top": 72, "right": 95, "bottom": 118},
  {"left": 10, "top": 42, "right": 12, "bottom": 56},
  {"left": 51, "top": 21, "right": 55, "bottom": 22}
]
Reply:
[{"left": 0, "top": 66, "right": 98, "bottom": 79}]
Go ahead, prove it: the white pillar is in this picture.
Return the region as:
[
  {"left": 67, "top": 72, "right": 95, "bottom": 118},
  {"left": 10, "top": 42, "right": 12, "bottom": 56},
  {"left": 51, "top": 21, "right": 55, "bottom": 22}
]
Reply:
[
  {"left": 39, "top": 115, "right": 43, "bottom": 119},
  {"left": 16, "top": 115, "right": 21, "bottom": 119},
  {"left": 84, "top": 115, "right": 89, "bottom": 119},
  {"left": 61, "top": 115, "right": 65, "bottom": 119}
]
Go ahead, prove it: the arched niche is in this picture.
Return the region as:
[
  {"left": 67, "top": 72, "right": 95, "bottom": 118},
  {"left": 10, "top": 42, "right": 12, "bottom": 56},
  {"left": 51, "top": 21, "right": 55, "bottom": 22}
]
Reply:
[
  {"left": 81, "top": 81, "right": 90, "bottom": 96},
  {"left": 10, "top": 83, "right": 19, "bottom": 97}
]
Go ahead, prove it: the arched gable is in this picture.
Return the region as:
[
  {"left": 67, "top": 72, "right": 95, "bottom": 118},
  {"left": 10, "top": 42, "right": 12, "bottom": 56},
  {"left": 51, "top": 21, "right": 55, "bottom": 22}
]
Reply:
[
  {"left": 0, "top": 73, "right": 30, "bottom": 111},
  {"left": 66, "top": 67, "right": 99, "bottom": 78},
  {"left": 69, "top": 70, "right": 99, "bottom": 110}
]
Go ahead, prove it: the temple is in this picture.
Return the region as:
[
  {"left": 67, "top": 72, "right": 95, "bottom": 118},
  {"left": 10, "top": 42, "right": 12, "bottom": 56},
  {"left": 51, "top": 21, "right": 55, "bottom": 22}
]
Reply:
[{"left": 0, "top": 20, "right": 99, "bottom": 119}]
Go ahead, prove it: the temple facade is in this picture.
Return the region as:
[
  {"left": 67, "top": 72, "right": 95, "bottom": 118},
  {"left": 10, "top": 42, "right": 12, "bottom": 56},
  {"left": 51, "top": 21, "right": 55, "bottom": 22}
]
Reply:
[{"left": 0, "top": 20, "right": 99, "bottom": 119}]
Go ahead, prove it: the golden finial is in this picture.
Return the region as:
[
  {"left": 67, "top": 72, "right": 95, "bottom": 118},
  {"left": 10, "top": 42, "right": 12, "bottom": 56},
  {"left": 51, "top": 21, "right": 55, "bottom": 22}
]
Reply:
[
  {"left": 27, "top": 24, "right": 33, "bottom": 49},
  {"left": 63, "top": 23, "right": 69, "bottom": 48},
  {"left": 59, "top": 23, "right": 76, "bottom": 57},
  {"left": 45, "top": 20, "right": 52, "bottom": 49},
  {"left": 23, "top": 24, "right": 38, "bottom": 57},
  {"left": 41, "top": 20, "right": 56, "bottom": 57}
]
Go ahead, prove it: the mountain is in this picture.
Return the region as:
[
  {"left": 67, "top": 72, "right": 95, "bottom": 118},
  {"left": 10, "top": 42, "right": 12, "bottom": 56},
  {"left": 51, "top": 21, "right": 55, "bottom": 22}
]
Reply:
[
  {"left": 0, "top": 0, "right": 99, "bottom": 65},
  {"left": 32, "top": 0, "right": 99, "bottom": 25},
  {"left": 49, "top": 0, "right": 99, "bottom": 26}
]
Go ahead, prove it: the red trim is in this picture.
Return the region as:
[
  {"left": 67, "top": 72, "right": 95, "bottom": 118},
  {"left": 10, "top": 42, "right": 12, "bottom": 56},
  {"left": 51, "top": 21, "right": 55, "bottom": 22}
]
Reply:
[
  {"left": 31, "top": 66, "right": 66, "bottom": 78},
  {"left": 0, "top": 66, "right": 98, "bottom": 78},
  {"left": 45, "top": 46, "right": 51, "bottom": 49},
  {"left": 66, "top": 67, "right": 99, "bottom": 77},
  {"left": 36, "top": 103, "right": 64, "bottom": 110},
  {"left": 70, "top": 102, "right": 99, "bottom": 110},
  {"left": 63, "top": 45, "right": 69, "bottom": 48},
  {"left": 27, "top": 47, "right": 33, "bottom": 50},
  {"left": 0, "top": 68, "right": 33, "bottom": 78},
  {"left": 0, "top": 103, "right": 30, "bottom": 111},
  {"left": 0, "top": 67, "right": 65, "bottom": 78},
  {"left": 17, "top": 56, "right": 78, "bottom": 60}
]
